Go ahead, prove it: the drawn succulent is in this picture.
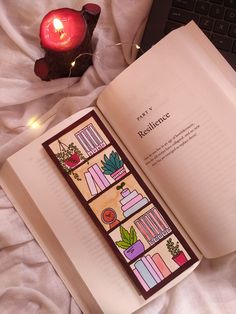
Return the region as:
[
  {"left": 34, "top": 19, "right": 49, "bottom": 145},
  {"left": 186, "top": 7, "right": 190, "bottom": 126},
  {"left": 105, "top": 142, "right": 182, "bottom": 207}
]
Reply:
[
  {"left": 115, "top": 225, "right": 137, "bottom": 249},
  {"left": 101, "top": 151, "right": 124, "bottom": 175}
]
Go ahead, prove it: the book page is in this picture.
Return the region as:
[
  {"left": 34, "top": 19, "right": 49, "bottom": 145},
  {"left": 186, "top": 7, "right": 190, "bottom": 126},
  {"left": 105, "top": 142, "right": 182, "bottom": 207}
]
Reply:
[
  {"left": 0, "top": 109, "right": 200, "bottom": 314},
  {"left": 0, "top": 108, "right": 200, "bottom": 314},
  {"left": 97, "top": 22, "right": 236, "bottom": 258},
  {"left": 0, "top": 162, "right": 101, "bottom": 314}
]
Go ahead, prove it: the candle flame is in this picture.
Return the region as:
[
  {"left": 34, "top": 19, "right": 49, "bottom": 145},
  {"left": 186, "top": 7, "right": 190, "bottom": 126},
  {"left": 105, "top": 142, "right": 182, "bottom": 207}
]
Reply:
[{"left": 53, "top": 18, "right": 63, "bottom": 31}]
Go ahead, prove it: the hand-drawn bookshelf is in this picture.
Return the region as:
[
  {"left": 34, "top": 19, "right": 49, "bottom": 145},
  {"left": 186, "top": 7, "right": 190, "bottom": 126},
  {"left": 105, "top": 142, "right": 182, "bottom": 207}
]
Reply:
[
  {"left": 75, "top": 123, "right": 106, "bottom": 156},
  {"left": 43, "top": 110, "right": 198, "bottom": 299}
]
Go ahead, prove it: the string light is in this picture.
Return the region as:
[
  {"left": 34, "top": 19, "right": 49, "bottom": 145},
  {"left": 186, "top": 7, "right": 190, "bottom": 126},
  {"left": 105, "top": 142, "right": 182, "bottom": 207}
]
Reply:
[
  {"left": 68, "top": 42, "right": 144, "bottom": 74},
  {"left": 68, "top": 52, "right": 93, "bottom": 77},
  {"left": 10, "top": 117, "right": 41, "bottom": 131},
  {"left": 25, "top": 41, "right": 145, "bottom": 131},
  {"left": 27, "top": 117, "right": 41, "bottom": 129}
]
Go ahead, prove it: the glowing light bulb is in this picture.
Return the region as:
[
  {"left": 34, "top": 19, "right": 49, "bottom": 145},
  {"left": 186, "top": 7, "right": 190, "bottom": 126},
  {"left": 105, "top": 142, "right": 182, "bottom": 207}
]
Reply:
[
  {"left": 27, "top": 118, "right": 41, "bottom": 129},
  {"left": 71, "top": 61, "right": 76, "bottom": 67}
]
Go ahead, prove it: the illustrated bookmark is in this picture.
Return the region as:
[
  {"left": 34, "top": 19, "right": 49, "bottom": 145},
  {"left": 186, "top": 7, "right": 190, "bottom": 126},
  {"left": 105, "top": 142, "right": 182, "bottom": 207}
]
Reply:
[{"left": 43, "top": 109, "right": 198, "bottom": 299}]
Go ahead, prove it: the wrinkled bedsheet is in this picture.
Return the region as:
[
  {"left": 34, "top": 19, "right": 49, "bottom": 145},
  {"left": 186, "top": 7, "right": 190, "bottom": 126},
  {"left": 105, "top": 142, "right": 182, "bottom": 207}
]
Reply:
[{"left": 0, "top": 1, "right": 236, "bottom": 313}]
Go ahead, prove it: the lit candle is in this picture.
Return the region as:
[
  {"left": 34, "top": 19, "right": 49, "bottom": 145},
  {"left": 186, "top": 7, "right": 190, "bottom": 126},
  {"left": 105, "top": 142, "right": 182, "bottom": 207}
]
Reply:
[
  {"left": 34, "top": 4, "right": 101, "bottom": 80},
  {"left": 40, "top": 8, "right": 87, "bottom": 52}
]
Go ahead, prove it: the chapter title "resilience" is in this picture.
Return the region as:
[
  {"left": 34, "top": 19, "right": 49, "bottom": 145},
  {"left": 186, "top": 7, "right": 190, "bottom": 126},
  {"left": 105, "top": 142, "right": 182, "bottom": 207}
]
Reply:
[{"left": 137, "top": 113, "right": 170, "bottom": 139}]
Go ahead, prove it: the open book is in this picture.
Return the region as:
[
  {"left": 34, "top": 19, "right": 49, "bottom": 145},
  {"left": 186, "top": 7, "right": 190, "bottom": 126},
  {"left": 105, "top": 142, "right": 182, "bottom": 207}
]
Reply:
[{"left": 0, "top": 22, "right": 235, "bottom": 314}]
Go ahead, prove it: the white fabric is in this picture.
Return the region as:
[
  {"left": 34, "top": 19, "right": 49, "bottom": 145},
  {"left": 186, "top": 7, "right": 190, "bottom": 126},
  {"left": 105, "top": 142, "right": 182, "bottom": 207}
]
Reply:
[{"left": 0, "top": 0, "right": 235, "bottom": 313}]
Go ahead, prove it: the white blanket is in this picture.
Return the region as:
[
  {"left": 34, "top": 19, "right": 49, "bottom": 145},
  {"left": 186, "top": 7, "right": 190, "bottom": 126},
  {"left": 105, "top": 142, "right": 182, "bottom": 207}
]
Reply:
[{"left": 0, "top": 1, "right": 235, "bottom": 313}]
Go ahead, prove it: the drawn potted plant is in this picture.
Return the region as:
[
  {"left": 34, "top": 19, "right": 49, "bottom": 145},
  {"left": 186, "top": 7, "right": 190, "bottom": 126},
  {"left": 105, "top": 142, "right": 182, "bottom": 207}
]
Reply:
[
  {"left": 56, "top": 140, "right": 85, "bottom": 169},
  {"left": 115, "top": 225, "right": 145, "bottom": 261},
  {"left": 101, "top": 151, "right": 126, "bottom": 180},
  {"left": 55, "top": 140, "right": 86, "bottom": 181},
  {"left": 116, "top": 181, "right": 130, "bottom": 198},
  {"left": 166, "top": 238, "right": 188, "bottom": 266}
]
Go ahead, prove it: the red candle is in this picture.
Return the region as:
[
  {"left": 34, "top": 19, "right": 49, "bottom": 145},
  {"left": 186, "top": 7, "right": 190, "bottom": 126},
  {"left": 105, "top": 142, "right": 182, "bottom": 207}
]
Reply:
[
  {"left": 40, "top": 8, "right": 87, "bottom": 52},
  {"left": 34, "top": 4, "right": 101, "bottom": 80}
]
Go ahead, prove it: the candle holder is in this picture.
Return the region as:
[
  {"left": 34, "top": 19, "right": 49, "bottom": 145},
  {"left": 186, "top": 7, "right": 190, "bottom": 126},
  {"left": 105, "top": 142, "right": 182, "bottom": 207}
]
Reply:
[{"left": 34, "top": 4, "right": 101, "bottom": 81}]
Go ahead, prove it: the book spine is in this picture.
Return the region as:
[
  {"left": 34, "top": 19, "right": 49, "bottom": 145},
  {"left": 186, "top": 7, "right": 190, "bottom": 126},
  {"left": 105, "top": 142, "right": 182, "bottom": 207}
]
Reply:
[
  {"left": 146, "top": 211, "right": 162, "bottom": 234},
  {"left": 84, "top": 172, "right": 98, "bottom": 196},
  {"left": 134, "top": 220, "right": 152, "bottom": 243},
  {"left": 88, "top": 124, "right": 104, "bottom": 145},
  {"left": 134, "top": 260, "right": 157, "bottom": 289},
  {"left": 145, "top": 214, "right": 161, "bottom": 236},
  {"left": 146, "top": 255, "right": 164, "bottom": 280},
  {"left": 141, "top": 256, "right": 161, "bottom": 283},
  {"left": 152, "top": 207, "right": 169, "bottom": 230},
  {"left": 120, "top": 190, "right": 137, "bottom": 205},
  {"left": 88, "top": 166, "right": 106, "bottom": 191},
  {"left": 152, "top": 253, "right": 171, "bottom": 278},
  {"left": 77, "top": 130, "right": 93, "bottom": 152},
  {"left": 123, "top": 198, "right": 149, "bottom": 218},
  {"left": 133, "top": 269, "right": 149, "bottom": 291},
  {"left": 75, "top": 123, "right": 107, "bottom": 156},
  {"left": 142, "top": 215, "right": 156, "bottom": 238},
  {"left": 84, "top": 129, "right": 99, "bottom": 151},
  {"left": 92, "top": 163, "right": 110, "bottom": 188},
  {"left": 121, "top": 194, "right": 143, "bottom": 212}
]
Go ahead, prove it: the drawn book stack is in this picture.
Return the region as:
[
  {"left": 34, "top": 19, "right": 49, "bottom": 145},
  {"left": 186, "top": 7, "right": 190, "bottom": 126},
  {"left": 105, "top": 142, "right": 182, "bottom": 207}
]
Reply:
[{"left": 0, "top": 22, "right": 236, "bottom": 314}]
